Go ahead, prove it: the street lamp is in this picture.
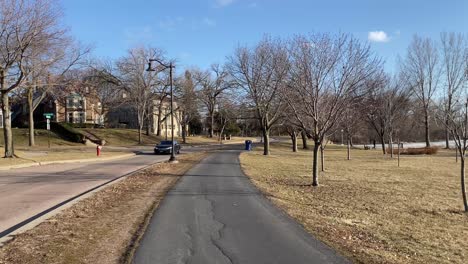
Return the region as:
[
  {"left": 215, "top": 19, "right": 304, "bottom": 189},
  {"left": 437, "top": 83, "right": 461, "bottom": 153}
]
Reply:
[{"left": 146, "top": 58, "right": 177, "bottom": 163}]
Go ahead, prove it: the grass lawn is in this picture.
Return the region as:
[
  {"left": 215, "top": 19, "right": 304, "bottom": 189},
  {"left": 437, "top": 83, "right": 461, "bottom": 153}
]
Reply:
[
  {"left": 78, "top": 128, "right": 163, "bottom": 146},
  {"left": 0, "top": 128, "right": 81, "bottom": 148},
  {"left": 240, "top": 142, "right": 467, "bottom": 264}
]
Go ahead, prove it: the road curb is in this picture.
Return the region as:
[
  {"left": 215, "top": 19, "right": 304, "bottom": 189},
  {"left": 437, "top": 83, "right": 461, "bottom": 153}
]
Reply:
[{"left": 0, "top": 153, "right": 136, "bottom": 171}]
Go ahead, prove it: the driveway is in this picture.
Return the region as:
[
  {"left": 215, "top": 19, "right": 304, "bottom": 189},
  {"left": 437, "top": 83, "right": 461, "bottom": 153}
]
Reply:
[{"left": 134, "top": 149, "right": 348, "bottom": 264}]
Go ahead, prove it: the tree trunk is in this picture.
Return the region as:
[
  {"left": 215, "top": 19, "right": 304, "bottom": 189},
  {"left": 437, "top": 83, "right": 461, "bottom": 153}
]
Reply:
[
  {"left": 347, "top": 138, "right": 351, "bottom": 160},
  {"left": 28, "top": 88, "right": 35, "bottom": 147},
  {"left": 461, "top": 155, "right": 467, "bottom": 212},
  {"left": 138, "top": 126, "right": 142, "bottom": 144},
  {"left": 445, "top": 97, "right": 452, "bottom": 149},
  {"left": 445, "top": 120, "right": 450, "bottom": 149},
  {"left": 2, "top": 91, "right": 13, "bottom": 158},
  {"left": 312, "top": 141, "right": 320, "bottom": 186},
  {"left": 291, "top": 132, "right": 297, "bottom": 152},
  {"left": 219, "top": 124, "right": 226, "bottom": 143},
  {"left": 181, "top": 121, "right": 187, "bottom": 144},
  {"left": 389, "top": 134, "right": 394, "bottom": 158},
  {"left": 320, "top": 145, "right": 325, "bottom": 172},
  {"left": 145, "top": 116, "right": 150, "bottom": 136},
  {"left": 209, "top": 111, "right": 215, "bottom": 138},
  {"left": 262, "top": 128, "right": 270, "bottom": 155},
  {"left": 301, "top": 130, "right": 309, "bottom": 149},
  {"left": 156, "top": 104, "right": 163, "bottom": 136},
  {"left": 424, "top": 110, "right": 431, "bottom": 147},
  {"left": 380, "top": 134, "right": 386, "bottom": 155}
]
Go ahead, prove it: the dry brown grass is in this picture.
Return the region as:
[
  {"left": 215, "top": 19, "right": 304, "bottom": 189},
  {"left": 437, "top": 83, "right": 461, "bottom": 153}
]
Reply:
[
  {"left": 240, "top": 143, "right": 467, "bottom": 264},
  {"left": 0, "top": 152, "right": 207, "bottom": 264}
]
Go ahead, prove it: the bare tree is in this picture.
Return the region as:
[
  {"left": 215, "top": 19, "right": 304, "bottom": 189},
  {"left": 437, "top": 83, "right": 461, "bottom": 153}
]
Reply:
[
  {"left": 342, "top": 104, "right": 364, "bottom": 160},
  {"left": 175, "top": 70, "right": 198, "bottom": 143},
  {"left": 364, "top": 73, "right": 411, "bottom": 155},
  {"left": 84, "top": 61, "right": 127, "bottom": 126},
  {"left": 285, "top": 124, "right": 300, "bottom": 152},
  {"left": 116, "top": 47, "right": 165, "bottom": 144},
  {"left": 440, "top": 85, "right": 468, "bottom": 211},
  {"left": 193, "top": 64, "right": 232, "bottom": 138},
  {"left": 228, "top": 37, "right": 290, "bottom": 155},
  {"left": 402, "top": 35, "right": 441, "bottom": 147},
  {"left": 24, "top": 42, "right": 90, "bottom": 146},
  {"left": 214, "top": 99, "right": 238, "bottom": 142},
  {"left": 286, "top": 33, "right": 380, "bottom": 186},
  {"left": 0, "top": 0, "right": 66, "bottom": 157},
  {"left": 440, "top": 32, "right": 467, "bottom": 149}
]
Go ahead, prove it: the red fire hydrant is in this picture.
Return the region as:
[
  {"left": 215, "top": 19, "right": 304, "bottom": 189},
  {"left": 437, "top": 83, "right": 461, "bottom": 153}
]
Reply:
[{"left": 97, "top": 145, "right": 102, "bottom": 156}]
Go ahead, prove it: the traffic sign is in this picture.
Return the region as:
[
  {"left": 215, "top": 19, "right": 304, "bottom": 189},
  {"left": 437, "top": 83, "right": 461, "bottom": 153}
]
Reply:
[{"left": 43, "top": 113, "right": 54, "bottom": 119}]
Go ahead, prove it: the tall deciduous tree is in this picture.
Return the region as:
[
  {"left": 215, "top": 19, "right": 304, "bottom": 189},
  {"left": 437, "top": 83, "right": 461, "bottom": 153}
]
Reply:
[
  {"left": 440, "top": 90, "right": 468, "bottom": 211},
  {"left": 25, "top": 42, "right": 90, "bottom": 146},
  {"left": 286, "top": 33, "right": 380, "bottom": 186},
  {"left": 364, "top": 74, "right": 411, "bottom": 155},
  {"left": 228, "top": 37, "right": 290, "bottom": 155},
  {"left": 440, "top": 32, "right": 467, "bottom": 149},
  {"left": 193, "top": 64, "right": 232, "bottom": 138},
  {"left": 116, "top": 47, "right": 165, "bottom": 144},
  {"left": 176, "top": 70, "right": 198, "bottom": 143},
  {"left": 402, "top": 35, "right": 441, "bottom": 147},
  {"left": 0, "top": 0, "right": 65, "bottom": 157}
]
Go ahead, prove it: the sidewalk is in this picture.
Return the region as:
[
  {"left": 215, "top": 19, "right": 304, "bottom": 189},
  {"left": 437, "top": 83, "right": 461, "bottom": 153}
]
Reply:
[{"left": 0, "top": 150, "right": 135, "bottom": 171}]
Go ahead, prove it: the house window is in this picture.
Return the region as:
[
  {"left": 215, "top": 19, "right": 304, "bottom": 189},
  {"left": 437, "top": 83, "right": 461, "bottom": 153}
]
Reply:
[{"left": 68, "top": 113, "right": 73, "bottom": 123}]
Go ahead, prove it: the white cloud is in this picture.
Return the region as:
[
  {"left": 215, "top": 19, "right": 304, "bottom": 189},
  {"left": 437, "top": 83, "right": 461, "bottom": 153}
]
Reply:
[
  {"left": 216, "top": 0, "right": 235, "bottom": 7},
  {"left": 368, "top": 31, "right": 390, "bottom": 43}
]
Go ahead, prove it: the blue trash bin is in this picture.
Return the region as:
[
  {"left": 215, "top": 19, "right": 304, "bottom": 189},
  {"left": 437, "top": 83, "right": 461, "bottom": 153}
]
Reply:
[{"left": 245, "top": 140, "right": 252, "bottom": 151}]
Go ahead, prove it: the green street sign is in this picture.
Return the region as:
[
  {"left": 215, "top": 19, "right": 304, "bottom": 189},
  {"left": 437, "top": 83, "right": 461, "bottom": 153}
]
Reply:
[{"left": 43, "top": 113, "right": 54, "bottom": 119}]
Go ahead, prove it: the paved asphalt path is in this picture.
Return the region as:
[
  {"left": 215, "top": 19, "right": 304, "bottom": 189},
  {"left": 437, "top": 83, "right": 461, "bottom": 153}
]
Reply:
[
  {"left": 134, "top": 149, "right": 349, "bottom": 264},
  {"left": 0, "top": 151, "right": 168, "bottom": 237}
]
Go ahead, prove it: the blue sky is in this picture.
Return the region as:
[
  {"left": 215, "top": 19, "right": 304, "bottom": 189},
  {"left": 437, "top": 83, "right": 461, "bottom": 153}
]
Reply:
[{"left": 62, "top": 0, "right": 467, "bottom": 73}]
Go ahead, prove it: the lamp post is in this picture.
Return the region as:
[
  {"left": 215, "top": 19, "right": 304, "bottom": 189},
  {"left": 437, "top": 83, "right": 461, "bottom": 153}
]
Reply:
[{"left": 146, "top": 59, "right": 177, "bottom": 163}]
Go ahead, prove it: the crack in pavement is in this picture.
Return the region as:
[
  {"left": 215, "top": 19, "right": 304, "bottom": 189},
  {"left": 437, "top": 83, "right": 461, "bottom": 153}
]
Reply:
[
  {"left": 206, "top": 195, "right": 235, "bottom": 264},
  {"left": 182, "top": 194, "right": 233, "bottom": 264},
  {"left": 179, "top": 225, "right": 194, "bottom": 264}
]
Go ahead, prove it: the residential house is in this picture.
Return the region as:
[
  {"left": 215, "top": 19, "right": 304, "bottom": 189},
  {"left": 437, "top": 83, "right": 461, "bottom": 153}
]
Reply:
[
  {"left": 153, "top": 99, "right": 184, "bottom": 137},
  {"left": 55, "top": 92, "right": 104, "bottom": 125}
]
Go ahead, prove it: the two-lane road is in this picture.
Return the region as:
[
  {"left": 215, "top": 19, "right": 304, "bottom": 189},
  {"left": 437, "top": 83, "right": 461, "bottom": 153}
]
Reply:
[
  {"left": 0, "top": 152, "right": 168, "bottom": 238},
  {"left": 134, "top": 149, "right": 348, "bottom": 264}
]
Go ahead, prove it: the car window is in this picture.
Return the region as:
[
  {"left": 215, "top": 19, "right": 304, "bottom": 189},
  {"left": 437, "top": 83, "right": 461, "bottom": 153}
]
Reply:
[{"left": 160, "top": 141, "right": 172, "bottom": 145}]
